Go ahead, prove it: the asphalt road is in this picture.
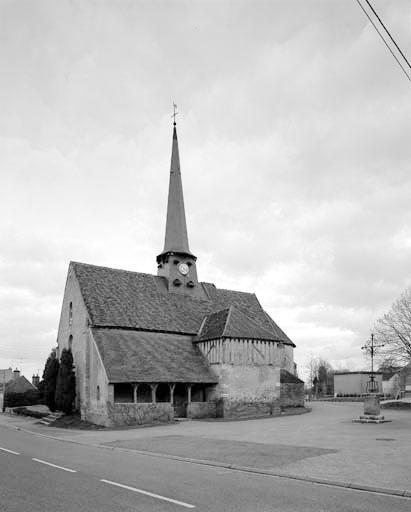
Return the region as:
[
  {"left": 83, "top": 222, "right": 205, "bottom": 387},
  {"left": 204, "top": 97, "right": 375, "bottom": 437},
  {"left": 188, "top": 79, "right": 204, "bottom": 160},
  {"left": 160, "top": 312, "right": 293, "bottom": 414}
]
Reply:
[{"left": 0, "top": 425, "right": 409, "bottom": 512}]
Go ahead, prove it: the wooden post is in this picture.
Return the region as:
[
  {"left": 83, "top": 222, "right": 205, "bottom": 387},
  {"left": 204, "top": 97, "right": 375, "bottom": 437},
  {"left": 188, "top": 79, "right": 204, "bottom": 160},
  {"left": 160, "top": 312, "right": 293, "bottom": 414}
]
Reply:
[
  {"left": 169, "top": 383, "right": 175, "bottom": 404},
  {"left": 187, "top": 384, "right": 192, "bottom": 404},
  {"left": 150, "top": 384, "right": 158, "bottom": 403},
  {"left": 133, "top": 384, "right": 139, "bottom": 404}
]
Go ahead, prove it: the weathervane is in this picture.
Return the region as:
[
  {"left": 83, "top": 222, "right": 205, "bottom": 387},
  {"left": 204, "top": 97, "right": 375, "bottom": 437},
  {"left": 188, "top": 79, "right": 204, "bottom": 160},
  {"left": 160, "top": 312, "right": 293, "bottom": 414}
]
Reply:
[
  {"left": 361, "top": 333, "right": 384, "bottom": 393},
  {"left": 172, "top": 102, "right": 178, "bottom": 125}
]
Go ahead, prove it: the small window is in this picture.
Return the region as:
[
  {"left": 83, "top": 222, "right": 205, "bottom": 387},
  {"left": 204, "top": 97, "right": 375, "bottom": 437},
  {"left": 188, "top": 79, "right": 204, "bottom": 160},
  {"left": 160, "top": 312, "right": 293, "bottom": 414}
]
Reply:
[
  {"left": 97, "top": 385, "right": 100, "bottom": 401},
  {"left": 69, "top": 302, "right": 73, "bottom": 326},
  {"left": 68, "top": 335, "right": 73, "bottom": 351}
]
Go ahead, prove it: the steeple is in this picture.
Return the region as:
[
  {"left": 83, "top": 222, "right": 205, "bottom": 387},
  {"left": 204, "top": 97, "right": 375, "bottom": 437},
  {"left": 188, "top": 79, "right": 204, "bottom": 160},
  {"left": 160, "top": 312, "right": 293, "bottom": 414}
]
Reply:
[
  {"left": 157, "top": 112, "right": 199, "bottom": 295},
  {"left": 161, "top": 124, "right": 192, "bottom": 255}
]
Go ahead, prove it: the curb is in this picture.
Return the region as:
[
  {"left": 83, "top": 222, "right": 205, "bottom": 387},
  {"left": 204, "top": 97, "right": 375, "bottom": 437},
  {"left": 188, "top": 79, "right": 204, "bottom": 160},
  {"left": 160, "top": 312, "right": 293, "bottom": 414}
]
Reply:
[{"left": 3, "top": 420, "right": 411, "bottom": 500}]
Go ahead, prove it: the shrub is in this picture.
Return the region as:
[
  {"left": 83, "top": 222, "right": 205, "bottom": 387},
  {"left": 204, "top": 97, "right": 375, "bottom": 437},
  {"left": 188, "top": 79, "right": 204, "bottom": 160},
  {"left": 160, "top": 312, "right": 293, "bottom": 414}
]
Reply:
[
  {"left": 55, "top": 348, "right": 76, "bottom": 414},
  {"left": 4, "top": 389, "right": 40, "bottom": 408},
  {"left": 42, "top": 352, "right": 60, "bottom": 412},
  {"left": 13, "top": 407, "right": 48, "bottom": 419}
]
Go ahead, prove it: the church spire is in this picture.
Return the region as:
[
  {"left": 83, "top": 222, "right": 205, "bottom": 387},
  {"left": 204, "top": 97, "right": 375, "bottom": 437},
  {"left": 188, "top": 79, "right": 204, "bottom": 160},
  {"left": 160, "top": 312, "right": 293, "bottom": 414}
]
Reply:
[
  {"left": 161, "top": 123, "right": 191, "bottom": 255},
  {"left": 157, "top": 109, "right": 199, "bottom": 295}
]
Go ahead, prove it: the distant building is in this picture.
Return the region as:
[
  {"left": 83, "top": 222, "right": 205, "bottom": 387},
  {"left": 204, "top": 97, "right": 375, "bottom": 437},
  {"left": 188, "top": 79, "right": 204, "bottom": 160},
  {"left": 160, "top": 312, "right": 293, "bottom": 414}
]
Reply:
[
  {"left": 399, "top": 363, "right": 411, "bottom": 397},
  {"left": 32, "top": 374, "right": 40, "bottom": 388},
  {"left": 55, "top": 122, "right": 303, "bottom": 427},
  {"left": 380, "top": 367, "right": 401, "bottom": 398},
  {"left": 334, "top": 371, "right": 383, "bottom": 396},
  {"left": 5, "top": 375, "right": 36, "bottom": 394},
  {"left": 0, "top": 368, "right": 14, "bottom": 392}
]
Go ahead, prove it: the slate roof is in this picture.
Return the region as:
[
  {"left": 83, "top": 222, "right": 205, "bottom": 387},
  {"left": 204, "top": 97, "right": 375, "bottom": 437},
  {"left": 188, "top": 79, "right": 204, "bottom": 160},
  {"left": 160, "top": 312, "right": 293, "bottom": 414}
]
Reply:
[
  {"left": 5, "top": 376, "right": 36, "bottom": 393},
  {"left": 92, "top": 328, "right": 218, "bottom": 383},
  {"left": 71, "top": 262, "right": 294, "bottom": 346},
  {"left": 280, "top": 369, "right": 304, "bottom": 384},
  {"left": 194, "top": 306, "right": 281, "bottom": 342}
]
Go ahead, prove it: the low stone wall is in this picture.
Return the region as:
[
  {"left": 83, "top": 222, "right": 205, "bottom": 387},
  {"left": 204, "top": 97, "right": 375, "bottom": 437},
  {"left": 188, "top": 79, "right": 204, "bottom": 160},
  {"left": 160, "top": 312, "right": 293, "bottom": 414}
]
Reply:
[
  {"left": 187, "top": 401, "right": 217, "bottom": 419},
  {"left": 310, "top": 397, "right": 366, "bottom": 403},
  {"left": 280, "top": 383, "right": 304, "bottom": 408},
  {"left": 217, "top": 398, "right": 281, "bottom": 419},
  {"left": 106, "top": 402, "right": 173, "bottom": 426}
]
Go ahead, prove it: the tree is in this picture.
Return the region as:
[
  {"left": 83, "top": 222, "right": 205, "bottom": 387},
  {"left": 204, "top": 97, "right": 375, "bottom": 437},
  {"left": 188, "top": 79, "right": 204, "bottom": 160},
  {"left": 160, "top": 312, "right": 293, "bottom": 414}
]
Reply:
[
  {"left": 55, "top": 348, "right": 76, "bottom": 414},
  {"left": 42, "top": 350, "right": 60, "bottom": 412},
  {"left": 305, "top": 357, "right": 334, "bottom": 396},
  {"left": 375, "top": 287, "right": 411, "bottom": 365}
]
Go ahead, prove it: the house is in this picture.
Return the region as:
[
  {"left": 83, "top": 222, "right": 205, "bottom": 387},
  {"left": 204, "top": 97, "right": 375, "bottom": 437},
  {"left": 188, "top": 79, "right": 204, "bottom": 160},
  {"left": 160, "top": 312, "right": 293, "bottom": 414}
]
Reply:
[
  {"left": 381, "top": 366, "right": 401, "bottom": 398},
  {"left": 399, "top": 363, "right": 411, "bottom": 397},
  {"left": 5, "top": 375, "right": 36, "bottom": 395},
  {"left": 0, "top": 368, "right": 14, "bottom": 392},
  {"left": 56, "top": 122, "right": 303, "bottom": 426}
]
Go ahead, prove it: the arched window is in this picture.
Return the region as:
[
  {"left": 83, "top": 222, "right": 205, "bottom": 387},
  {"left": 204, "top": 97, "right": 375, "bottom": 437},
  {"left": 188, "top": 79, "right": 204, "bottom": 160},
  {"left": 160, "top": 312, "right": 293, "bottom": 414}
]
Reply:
[
  {"left": 97, "top": 385, "right": 100, "bottom": 401},
  {"left": 68, "top": 335, "right": 73, "bottom": 351},
  {"left": 69, "top": 302, "right": 73, "bottom": 326}
]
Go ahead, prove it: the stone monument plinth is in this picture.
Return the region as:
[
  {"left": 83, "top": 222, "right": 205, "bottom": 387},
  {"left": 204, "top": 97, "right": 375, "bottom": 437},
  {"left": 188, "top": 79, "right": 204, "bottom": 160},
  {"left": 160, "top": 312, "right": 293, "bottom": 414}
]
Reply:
[
  {"left": 352, "top": 394, "right": 391, "bottom": 424},
  {"left": 364, "top": 394, "right": 380, "bottom": 415}
]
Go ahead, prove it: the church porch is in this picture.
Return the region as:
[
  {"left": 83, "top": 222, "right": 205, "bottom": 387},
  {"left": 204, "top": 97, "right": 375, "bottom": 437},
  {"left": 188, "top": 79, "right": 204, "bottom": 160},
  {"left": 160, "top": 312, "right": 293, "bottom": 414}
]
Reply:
[{"left": 108, "top": 381, "right": 217, "bottom": 425}]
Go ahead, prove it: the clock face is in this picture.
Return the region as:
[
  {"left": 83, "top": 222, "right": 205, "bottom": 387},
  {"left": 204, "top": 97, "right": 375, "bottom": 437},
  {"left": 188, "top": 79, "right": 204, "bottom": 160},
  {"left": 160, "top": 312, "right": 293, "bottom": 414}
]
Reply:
[{"left": 178, "top": 263, "right": 189, "bottom": 276}]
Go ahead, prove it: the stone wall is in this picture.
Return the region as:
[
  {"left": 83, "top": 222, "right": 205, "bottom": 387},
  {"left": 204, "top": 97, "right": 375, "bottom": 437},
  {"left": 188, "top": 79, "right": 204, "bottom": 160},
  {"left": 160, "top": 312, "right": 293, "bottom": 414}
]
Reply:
[
  {"left": 84, "top": 408, "right": 110, "bottom": 427},
  {"left": 56, "top": 267, "right": 90, "bottom": 414},
  {"left": 216, "top": 398, "right": 281, "bottom": 419},
  {"left": 280, "top": 382, "right": 304, "bottom": 408},
  {"left": 187, "top": 401, "right": 217, "bottom": 419},
  {"left": 106, "top": 402, "right": 173, "bottom": 427},
  {"left": 213, "top": 364, "right": 281, "bottom": 402}
]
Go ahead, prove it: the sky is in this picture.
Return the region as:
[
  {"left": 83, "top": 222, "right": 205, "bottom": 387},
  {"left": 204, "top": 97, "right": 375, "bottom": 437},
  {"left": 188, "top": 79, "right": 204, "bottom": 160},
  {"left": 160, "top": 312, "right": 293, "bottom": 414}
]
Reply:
[{"left": 1, "top": 0, "right": 410, "bottom": 382}]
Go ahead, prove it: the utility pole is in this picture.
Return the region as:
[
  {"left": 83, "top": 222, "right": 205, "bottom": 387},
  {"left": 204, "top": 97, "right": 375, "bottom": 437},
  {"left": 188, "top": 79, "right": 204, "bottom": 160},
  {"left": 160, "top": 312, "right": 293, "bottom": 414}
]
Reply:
[{"left": 361, "top": 333, "right": 384, "bottom": 393}]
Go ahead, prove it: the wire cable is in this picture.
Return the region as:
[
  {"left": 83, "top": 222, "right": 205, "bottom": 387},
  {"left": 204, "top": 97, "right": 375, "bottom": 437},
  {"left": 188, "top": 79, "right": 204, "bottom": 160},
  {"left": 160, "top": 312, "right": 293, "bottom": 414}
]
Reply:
[
  {"left": 355, "top": 0, "right": 411, "bottom": 82},
  {"left": 364, "top": 0, "right": 411, "bottom": 73}
]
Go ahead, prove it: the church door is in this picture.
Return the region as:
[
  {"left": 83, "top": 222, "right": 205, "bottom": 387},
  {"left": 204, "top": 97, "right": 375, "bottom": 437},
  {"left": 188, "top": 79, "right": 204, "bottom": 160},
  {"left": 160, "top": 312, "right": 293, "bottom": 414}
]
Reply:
[{"left": 173, "top": 383, "right": 187, "bottom": 418}]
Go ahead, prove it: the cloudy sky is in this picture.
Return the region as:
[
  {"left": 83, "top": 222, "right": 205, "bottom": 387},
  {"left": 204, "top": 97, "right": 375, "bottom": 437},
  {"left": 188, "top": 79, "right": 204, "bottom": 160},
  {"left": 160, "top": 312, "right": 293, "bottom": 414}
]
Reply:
[{"left": 1, "top": 0, "right": 410, "bottom": 381}]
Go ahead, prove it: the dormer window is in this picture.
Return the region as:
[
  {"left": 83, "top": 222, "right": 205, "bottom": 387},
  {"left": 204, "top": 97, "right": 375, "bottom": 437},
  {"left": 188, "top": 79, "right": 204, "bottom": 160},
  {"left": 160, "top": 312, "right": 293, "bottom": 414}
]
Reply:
[{"left": 69, "top": 302, "right": 73, "bottom": 326}]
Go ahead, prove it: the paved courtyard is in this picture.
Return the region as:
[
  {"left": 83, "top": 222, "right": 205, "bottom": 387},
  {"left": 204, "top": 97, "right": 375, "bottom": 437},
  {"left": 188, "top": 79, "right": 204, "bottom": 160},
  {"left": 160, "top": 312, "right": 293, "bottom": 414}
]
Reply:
[{"left": 1, "top": 401, "right": 410, "bottom": 494}]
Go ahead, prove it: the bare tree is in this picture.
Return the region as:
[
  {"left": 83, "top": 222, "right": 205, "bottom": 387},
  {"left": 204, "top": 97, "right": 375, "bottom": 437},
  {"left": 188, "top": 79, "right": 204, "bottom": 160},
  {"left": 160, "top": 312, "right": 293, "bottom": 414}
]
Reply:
[
  {"left": 375, "top": 287, "right": 411, "bottom": 364},
  {"left": 305, "top": 357, "right": 333, "bottom": 396}
]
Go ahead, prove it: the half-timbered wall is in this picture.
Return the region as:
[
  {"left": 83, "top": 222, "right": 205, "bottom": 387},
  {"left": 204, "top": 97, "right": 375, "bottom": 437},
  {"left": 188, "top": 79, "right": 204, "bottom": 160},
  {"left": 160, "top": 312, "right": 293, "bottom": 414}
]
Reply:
[{"left": 198, "top": 338, "right": 294, "bottom": 372}]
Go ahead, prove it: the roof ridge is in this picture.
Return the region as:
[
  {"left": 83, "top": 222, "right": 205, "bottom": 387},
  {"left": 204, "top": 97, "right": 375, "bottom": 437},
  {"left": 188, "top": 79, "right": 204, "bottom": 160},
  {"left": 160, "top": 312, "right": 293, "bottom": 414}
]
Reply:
[{"left": 71, "top": 261, "right": 156, "bottom": 279}]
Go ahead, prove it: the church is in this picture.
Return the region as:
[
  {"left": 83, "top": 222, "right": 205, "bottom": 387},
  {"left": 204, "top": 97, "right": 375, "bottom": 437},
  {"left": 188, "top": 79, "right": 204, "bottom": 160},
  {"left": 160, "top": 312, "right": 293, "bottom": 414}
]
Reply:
[{"left": 56, "top": 120, "right": 303, "bottom": 426}]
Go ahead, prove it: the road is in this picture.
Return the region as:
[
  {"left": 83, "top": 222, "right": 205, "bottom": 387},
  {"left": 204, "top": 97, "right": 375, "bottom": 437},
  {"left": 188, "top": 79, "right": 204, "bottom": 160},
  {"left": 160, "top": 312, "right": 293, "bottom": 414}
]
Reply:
[{"left": 0, "top": 424, "right": 410, "bottom": 512}]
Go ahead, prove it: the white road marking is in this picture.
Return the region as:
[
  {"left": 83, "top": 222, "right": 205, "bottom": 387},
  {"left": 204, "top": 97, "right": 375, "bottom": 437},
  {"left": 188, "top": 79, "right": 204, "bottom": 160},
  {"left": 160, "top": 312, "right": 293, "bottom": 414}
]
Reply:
[
  {"left": 0, "top": 446, "right": 20, "bottom": 455},
  {"left": 32, "top": 458, "right": 77, "bottom": 473},
  {"left": 101, "top": 479, "right": 196, "bottom": 509}
]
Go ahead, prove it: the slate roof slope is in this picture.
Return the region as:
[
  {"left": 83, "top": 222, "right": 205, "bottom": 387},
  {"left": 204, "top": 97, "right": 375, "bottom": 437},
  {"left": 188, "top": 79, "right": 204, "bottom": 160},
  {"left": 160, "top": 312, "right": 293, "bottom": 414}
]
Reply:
[
  {"left": 195, "top": 306, "right": 281, "bottom": 342},
  {"left": 5, "top": 376, "right": 36, "bottom": 393},
  {"left": 92, "top": 328, "right": 218, "bottom": 383},
  {"left": 280, "top": 369, "right": 304, "bottom": 384},
  {"left": 72, "top": 262, "right": 294, "bottom": 346}
]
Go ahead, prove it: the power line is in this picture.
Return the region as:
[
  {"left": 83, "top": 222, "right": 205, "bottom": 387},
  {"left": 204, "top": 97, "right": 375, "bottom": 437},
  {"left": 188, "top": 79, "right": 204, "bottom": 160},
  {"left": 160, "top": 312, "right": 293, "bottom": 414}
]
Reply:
[
  {"left": 364, "top": 0, "right": 411, "bottom": 73},
  {"left": 355, "top": 0, "right": 411, "bottom": 82}
]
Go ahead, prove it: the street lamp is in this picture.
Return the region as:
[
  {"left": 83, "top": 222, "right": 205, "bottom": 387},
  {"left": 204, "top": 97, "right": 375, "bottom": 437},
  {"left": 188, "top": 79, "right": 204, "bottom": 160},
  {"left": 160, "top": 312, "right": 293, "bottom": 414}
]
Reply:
[{"left": 361, "top": 333, "right": 384, "bottom": 393}]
